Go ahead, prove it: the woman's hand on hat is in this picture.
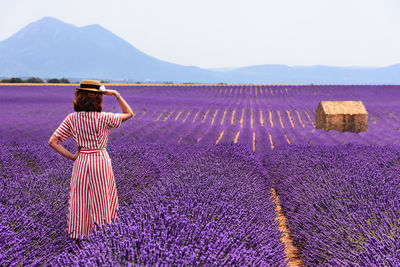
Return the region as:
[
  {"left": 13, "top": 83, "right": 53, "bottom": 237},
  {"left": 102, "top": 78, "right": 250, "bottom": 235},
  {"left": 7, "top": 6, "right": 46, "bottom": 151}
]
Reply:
[{"left": 103, "top": 89, "right": 119, "bottom": 96}]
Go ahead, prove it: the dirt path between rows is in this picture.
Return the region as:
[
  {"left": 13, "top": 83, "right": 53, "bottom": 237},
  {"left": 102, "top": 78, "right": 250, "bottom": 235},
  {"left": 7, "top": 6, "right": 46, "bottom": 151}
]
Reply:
[{"left": 270, "top": 188, "right": 303, "bottom": 267}]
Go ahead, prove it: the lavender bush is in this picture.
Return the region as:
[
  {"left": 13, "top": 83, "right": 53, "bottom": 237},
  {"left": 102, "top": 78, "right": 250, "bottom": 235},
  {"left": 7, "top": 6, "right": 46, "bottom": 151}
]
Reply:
[
  {"left": 1, "top": 84, "right": 400, "bottom": 265},
  {"left": 1, "top": 84, "right": 400, "bottom": 152},
  {"left": 1, "top": 141, "right": 286, "bottom": 266},
  {"left": 263, "top": 143, "right": 400, "bottom": 265}
]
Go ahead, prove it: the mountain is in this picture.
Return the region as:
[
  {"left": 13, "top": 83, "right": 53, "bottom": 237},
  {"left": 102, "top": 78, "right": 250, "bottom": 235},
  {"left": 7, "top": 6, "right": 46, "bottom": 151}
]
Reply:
[
  {"left": 221, "top": 64, "right": 400, "bottom": 84},
  {"left": 0, "top": 17, "right": 399, "bottom": 84},
  {"left": 0, "top": 17, "right": 221, "bottom": 82}
]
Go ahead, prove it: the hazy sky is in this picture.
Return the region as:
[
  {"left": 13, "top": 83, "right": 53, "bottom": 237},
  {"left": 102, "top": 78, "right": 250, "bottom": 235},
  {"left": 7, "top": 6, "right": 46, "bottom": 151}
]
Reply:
[{"left": 1, "top": 0, "right": 399, "bottom": 69}]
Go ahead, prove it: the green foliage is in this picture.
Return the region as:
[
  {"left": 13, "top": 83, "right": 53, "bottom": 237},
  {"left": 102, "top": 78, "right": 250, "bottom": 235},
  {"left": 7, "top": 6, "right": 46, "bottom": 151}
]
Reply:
[
  {"left": 1, "top": 77, "right": 24, "bottom": 83},
  {"left": 47, "top": 78, "right": 61, "bottom": 83},
  {"left": 0, "top": 77, "right": 70, "bottom": 83},
  {"left": 0, "top": 77, "right": 72, "bottom": 83},
  {"left": 25, "top": 77, "right": 44, "bottom": 83},
  {"left": 59, "top": 78, "right": 70, "bottom": 83},
  {"left": 46, "top": 78, "right": 69, "bottom": 83}
]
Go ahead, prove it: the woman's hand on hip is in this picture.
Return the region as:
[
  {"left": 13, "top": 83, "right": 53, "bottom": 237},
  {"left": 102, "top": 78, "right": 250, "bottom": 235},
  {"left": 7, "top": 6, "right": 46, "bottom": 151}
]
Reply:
[{"left": 72, "top": 147, "right": 81, "bottom": 161}]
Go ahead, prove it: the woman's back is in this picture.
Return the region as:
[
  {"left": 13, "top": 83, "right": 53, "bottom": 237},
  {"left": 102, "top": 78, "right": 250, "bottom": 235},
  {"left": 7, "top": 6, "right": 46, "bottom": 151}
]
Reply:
[{"left": 54, "top": 111, "right": 122, "bottom": 149}]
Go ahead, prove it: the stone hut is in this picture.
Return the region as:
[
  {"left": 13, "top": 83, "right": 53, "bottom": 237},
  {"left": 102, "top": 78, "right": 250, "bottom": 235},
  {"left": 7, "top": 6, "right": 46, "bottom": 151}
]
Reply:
[{"left": 315, "top": 101, "right": 368, "bottom": 133}]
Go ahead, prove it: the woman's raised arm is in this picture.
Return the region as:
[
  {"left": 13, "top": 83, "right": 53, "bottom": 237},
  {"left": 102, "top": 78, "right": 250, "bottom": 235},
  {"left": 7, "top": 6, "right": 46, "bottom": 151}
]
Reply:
[{"left": 103, "top": 89, "right": 134, "bottom": 122}]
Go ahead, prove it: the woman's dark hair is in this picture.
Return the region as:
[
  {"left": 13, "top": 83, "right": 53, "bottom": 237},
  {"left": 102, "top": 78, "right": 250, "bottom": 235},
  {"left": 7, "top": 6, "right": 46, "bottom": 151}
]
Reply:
[{"left": 73, "top": 90, "right": 103, "bottom": 112}]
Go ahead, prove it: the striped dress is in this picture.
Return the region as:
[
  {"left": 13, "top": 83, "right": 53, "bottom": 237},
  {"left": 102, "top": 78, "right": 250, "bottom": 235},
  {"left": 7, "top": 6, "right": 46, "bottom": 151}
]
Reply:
[{"left": 53, "top": 111, "right": 123, "bottom": 239}]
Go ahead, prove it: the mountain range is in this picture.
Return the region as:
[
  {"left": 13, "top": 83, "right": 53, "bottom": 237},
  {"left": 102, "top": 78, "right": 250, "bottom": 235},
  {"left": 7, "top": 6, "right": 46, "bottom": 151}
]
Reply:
[{"left": 0, "top": 17, "right": 399, "bottom": 84}]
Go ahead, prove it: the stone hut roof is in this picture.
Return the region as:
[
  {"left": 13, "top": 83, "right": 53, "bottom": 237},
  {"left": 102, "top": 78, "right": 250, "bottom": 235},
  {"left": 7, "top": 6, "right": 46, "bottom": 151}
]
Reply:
[{"left": 319, "top": 101, "right": 368, "bottom": 115}]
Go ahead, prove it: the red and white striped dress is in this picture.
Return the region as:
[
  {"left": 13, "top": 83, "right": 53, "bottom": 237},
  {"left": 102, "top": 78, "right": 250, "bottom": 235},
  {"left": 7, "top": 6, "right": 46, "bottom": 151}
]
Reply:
[{"left": 53, "top": 111, "right": 123, "bottom": 239}]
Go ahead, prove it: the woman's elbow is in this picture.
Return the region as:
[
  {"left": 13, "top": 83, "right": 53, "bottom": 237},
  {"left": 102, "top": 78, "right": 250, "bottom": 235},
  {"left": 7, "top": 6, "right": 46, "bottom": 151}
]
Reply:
[
  {"left": 121, "top": 113, "right": 133, "bottom": 123},
  {"left": 124, "top": 112, "right": 134, "bottom": 119},
  {"left": 48, "top": 135, "right": 58, "bottom": 147},
  {"left": 48, "top": 141, "right": 55, "bottom": 148}
]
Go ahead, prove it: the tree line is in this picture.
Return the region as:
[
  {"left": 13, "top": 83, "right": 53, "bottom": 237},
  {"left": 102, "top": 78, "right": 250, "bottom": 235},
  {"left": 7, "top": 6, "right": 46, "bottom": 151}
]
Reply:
[{"left": 0, "top": 77, "right": 71, "bottom": 83}]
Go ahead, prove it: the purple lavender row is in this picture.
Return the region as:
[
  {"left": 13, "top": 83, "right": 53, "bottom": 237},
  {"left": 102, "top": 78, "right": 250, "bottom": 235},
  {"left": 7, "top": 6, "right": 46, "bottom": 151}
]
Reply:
[
  {"left": 263, "top": 143, "right": 400, "bottom": 265},
  {"left": 0, "top": 141, "right": 287, "bottom": 265},
  {"left": 1, "top": 85, "right": 400, "bottom": 148}
]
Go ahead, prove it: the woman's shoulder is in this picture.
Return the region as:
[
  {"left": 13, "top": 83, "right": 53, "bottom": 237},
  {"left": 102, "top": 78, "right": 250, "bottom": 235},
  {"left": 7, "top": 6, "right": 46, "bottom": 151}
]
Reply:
[
  {"left": 99, "top": 111, "right": 119, "bottom": 117},
  {"left": 65, "top": 111, "right": 90, "bottom": 120},
  {"left": 70, "top": 111, "right": 102, "bottom": 116},
  {"left": 65, "top": 112, "right": 76, "bottom": 119}
]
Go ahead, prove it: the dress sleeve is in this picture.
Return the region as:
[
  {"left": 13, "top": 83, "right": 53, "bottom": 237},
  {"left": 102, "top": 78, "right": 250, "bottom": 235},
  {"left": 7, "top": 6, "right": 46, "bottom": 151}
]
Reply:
[
  {"left": 103, "top": 112, "right": 123, "bottom": 129},
  {"left": 53, "top": 114, "right": 73, "bottom": 142}
]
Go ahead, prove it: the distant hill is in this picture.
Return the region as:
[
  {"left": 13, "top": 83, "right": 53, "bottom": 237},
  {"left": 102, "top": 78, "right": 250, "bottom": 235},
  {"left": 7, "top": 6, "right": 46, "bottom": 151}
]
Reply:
[
  {"left": 0, "top": 17, "right": 399, "bottom": 84},
  {"left": 221, "top": 64, "right": 400, "bottom": 84},
  {"left": 0, "top": 17, "right": 221, "bottom": 83}
]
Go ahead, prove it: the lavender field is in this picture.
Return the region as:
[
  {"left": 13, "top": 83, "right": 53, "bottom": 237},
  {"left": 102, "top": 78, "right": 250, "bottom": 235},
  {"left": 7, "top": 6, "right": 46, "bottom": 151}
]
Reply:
[{"left": 1, "top": 84, "right": 400, "bottom": 265}]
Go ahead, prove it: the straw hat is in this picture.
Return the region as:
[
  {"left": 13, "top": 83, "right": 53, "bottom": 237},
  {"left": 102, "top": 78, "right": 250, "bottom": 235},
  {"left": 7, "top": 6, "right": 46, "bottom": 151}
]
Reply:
[{"left": 76, "top": 80, "right": 106, "bottom": 93}]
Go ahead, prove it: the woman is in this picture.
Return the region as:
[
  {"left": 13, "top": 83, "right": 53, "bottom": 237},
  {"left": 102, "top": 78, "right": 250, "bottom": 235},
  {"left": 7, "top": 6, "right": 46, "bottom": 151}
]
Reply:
[{"left": 48, "top": 80, "right": 134, "bottom": 248}]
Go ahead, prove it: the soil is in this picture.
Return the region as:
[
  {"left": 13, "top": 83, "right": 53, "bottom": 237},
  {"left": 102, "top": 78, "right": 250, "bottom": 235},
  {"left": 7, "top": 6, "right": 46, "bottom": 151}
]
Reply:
[{"left": 270, "top": 188, "right": 303, "bottom": 267}]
